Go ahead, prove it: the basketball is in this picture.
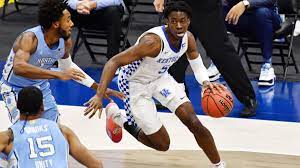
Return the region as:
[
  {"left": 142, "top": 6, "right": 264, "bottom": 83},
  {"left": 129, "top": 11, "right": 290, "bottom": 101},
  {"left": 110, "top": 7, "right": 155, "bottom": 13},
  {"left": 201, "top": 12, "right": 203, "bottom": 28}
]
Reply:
[{"left": 201, "top": 87, "right": 234, "bottom": 118}]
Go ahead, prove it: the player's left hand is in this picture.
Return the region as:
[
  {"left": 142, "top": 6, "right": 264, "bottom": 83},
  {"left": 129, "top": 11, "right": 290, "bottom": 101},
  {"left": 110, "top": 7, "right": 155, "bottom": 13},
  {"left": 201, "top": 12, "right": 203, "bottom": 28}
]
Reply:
[
  {"left": 84, "top": 95, "right": 103, "bottom": 119},
  {"left": 105, "top": 88, "right": 125, "bottom": 100}
]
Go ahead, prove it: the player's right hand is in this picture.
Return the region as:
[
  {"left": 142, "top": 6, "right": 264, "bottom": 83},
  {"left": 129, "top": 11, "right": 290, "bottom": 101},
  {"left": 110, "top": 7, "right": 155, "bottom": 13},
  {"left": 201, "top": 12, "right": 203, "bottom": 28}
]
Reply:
[
  {"left": 59, "top": 68, "right": 86, "bottom": 81},
  {"left": 84, "top": 95, "right": 103, "bottom": 119}
]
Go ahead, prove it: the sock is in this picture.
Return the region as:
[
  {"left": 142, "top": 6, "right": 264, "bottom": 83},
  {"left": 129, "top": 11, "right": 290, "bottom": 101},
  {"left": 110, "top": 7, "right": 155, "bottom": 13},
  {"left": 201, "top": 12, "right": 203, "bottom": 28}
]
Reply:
[
  {"left": 106, "top": 103, "right": 127, "bottom": 127},
  {"left": 123, "top": 122, "right": 141, "bottom": 139},
  {"left": 113, "top": 113, "right": 127, "bottom": 128},
  {"left": 213, "top": 161, "right": 225, "bottom": 168}
]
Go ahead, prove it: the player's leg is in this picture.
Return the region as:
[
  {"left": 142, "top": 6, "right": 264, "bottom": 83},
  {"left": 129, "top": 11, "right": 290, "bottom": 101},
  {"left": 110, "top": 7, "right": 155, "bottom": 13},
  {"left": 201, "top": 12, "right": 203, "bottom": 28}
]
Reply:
[
  {"left": 153, "top": 74, "right": 224, "bottom": 166},
  {"left": 0, "top": 83, "right": 20, "bottom": 124},
  {"left": 40, "top": 85, "right": 60, "bottom": 122},
  {"left": 113, "top": 76, "right": 171, "bottom": 151},
  {"left": 0, "top": 83, "right": 17, "bottom": 167},
  {"left": 175, "top": 102, "right": 221, "bottom": 164},
  {"left": 106, "top": 98, "right": 170, "bottom": 151}
]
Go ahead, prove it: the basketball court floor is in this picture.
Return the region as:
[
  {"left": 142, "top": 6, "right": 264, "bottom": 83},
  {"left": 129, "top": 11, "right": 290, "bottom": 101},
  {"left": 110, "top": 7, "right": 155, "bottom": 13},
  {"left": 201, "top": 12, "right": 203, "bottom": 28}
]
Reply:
[{"left": 0, "top": 67, "right": 299, "bottom": 168}]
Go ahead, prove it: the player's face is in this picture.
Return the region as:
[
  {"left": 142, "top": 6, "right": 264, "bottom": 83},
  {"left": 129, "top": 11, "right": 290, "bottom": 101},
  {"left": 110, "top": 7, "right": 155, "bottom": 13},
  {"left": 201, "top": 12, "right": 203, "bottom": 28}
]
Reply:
[
  {"left": 58, "top": 9, "right": 74, "bottom": 40},
  {"left": 166, "top": 11, "right": 190, "bottom": 39}
]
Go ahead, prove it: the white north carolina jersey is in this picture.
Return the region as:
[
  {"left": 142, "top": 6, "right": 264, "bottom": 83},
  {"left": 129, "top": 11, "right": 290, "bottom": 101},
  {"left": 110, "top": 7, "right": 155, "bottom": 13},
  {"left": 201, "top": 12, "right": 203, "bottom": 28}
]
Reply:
[{"left": 120, "top": 25, "right": 188, "bottom": 84}]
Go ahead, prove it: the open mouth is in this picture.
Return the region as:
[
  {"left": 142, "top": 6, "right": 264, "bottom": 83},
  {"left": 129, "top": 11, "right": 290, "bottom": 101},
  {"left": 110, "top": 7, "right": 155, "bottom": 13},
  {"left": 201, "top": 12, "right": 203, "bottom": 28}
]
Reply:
[{"left": 177, "top": 32, "right": 185, "bottom": 37}]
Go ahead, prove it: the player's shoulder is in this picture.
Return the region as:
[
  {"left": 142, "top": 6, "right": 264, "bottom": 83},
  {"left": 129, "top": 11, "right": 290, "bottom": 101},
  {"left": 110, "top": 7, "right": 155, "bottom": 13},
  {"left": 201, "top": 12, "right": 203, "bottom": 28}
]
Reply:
[
  {"left": 19, "top": 31, "right": 37, "bottom": 43},
  {"left": 186, "top": 31, "right": 195, "bottom": 39},
  {"left": 14, "top": 31, "right": 38, "bottom": 51},
  {"left": 140, "top": 33, "right": 161, "bottom": 44}
]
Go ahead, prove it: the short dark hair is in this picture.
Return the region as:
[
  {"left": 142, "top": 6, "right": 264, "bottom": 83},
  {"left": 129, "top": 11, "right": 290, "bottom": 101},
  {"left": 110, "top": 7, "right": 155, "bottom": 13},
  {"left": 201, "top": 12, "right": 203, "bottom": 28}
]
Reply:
[
  {"left": 17, "top": 86, "right": 43, "bottom": 115},
  {"left": 38, "top": 0, "right": 67, "bottom": 30},
  {"left": 163, "top": 0, "right": 192, "bottom": 19}
]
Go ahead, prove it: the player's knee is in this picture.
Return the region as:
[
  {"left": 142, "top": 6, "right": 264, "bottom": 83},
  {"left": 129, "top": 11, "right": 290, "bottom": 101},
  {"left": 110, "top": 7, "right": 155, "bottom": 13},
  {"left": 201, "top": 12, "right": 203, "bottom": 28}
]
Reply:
[{"left": 186, "top": 118, "right": 203, "bottom": 133}]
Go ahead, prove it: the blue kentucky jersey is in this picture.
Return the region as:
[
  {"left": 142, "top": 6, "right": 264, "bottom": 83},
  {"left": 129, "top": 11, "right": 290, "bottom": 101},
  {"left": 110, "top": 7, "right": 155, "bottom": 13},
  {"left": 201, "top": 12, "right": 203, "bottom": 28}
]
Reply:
[
  {"left": 8, "top": 118, "right": 69, "bottom": 168},
  {"left": 2, "top": 25, "right": 65, "bottom": 88}
]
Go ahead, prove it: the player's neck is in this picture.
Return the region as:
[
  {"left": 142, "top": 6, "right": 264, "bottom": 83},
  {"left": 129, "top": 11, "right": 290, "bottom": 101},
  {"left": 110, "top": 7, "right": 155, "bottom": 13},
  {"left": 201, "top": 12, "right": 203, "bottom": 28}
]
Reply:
[
  {"left": 165, "top": 28, "right": 181, "bottom": 49},
  {"left": 19, "top": 114, "right": 41, "bottom": 120},
  {"left": 43, "top": 29, "right": 60, "bottom": 48}
]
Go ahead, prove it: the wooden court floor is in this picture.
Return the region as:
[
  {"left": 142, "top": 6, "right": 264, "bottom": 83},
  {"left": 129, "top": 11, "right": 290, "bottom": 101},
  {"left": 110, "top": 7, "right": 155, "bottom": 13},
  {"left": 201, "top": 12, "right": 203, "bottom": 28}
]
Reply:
[{"left": 69, "top": 150, "right": 300, "bottom": 168}]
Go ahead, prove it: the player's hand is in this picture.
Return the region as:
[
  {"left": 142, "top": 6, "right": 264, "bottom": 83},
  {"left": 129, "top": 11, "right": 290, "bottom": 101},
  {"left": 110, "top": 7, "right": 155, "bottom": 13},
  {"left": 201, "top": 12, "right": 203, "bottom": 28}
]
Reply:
[
  {"left": 84, "top": 95, "right": 103, "bottom": 119},
  {"left": 77, "top": 0, "right": 95, "bottom": 14},
  {"left": 105, "top": 88, "right": 125, "bottom": 100},
  {"left": 59, "top": 68, "right": 86, "bottom": 81},
  {"left": 153, "top": 0, "right": 164, "bottom": 12},
  {"left": 202, "top": 81, "right": 227, "bottom": 94},
  {"left": 225, "top": 1, "right": 246, "bottom": 25}
]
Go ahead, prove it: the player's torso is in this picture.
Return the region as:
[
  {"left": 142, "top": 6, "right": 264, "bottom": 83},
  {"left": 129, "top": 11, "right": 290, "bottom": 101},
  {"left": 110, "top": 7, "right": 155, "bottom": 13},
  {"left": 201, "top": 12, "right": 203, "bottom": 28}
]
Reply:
[
  {"left": 2, "top": 26, "right": 65, "bottom": 87},
  {"left": 8, "top": 119, "right": 69, "bottom": 168},
  {"left": 121, "top": 25, "right": 188, "bottom": 83}
]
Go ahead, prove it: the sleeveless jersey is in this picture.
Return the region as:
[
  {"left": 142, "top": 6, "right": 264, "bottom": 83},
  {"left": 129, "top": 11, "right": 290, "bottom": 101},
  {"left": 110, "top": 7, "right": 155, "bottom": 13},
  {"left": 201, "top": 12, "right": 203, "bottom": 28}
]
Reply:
[
  {"left": 120, "top": 25, "right": 188, "bottom": 83},
  {"left": 8, "top": 118, "right": 69, "bottom": 168},
  {"left": 2, "top": 26, "right": 65, "bottom": 88}
]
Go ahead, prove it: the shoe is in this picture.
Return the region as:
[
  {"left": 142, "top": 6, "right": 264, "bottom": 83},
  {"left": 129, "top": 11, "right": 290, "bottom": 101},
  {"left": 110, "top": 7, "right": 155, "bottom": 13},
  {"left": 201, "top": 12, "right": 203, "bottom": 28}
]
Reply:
[
  {"left": 240, "top": 98, "right": 257, "bottom": 118},
  {"left": 207, "top": 63, "right": 221, "bottom": 82},
  {"left": 105, "top": 103, "right": 123, "bottom": 143},
  {"left": 212, "top": 161, "right": 226, "bottom": 168},
  {"left": 258, "top": 63, "right": 276, "bottom": 86}
]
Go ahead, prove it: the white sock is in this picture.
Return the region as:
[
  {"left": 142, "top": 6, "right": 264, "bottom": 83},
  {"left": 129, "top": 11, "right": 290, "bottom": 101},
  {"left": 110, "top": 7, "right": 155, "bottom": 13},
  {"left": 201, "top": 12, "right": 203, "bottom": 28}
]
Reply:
[
  {"left": 213, "top": 161, "right": 226, "bottom": 168},
  {"left": 106, "top": 103, "right": 127, "bottom": 127},
  {"left": 112, "top": 113, "right": 127, "bottom": 127}
]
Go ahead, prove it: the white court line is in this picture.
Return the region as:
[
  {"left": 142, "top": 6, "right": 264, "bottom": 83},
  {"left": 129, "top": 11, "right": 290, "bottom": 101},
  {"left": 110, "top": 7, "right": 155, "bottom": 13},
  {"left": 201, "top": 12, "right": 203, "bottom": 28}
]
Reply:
[{"left": 0, "top": 102, "right": 299, "bottom": 156}]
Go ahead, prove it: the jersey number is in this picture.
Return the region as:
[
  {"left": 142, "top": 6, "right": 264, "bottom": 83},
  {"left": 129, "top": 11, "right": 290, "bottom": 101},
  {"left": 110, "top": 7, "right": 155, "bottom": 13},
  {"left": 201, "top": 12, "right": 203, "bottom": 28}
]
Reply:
[
  {"left": 27, "top": 136, "right": 55, "bottom": 159},
  {"left": 158, "top": 65, "right": 170, "bottom": 74}
]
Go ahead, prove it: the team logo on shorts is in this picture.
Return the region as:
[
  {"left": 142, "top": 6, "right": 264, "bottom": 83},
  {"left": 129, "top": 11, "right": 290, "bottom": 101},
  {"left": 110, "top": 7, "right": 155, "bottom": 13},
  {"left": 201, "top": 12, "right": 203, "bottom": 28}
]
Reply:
[{"left": 160, "top": 89, "right": 171, "bottom": 98}]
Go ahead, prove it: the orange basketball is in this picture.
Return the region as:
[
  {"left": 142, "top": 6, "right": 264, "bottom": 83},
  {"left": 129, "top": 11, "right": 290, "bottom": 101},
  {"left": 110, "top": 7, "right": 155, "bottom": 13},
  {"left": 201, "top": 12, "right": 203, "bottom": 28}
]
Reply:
[{"left": 201, "top": 87, "right": 234, "bottom": 118}]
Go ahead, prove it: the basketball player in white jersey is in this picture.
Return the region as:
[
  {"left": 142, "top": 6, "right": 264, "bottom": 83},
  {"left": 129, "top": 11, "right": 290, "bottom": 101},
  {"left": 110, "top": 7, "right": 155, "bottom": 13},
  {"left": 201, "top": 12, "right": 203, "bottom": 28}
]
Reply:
[
  {"left": 0, "top": 86, "right": 102, "bottom": 168},
  {"left": 84, "top": 1, "right": 226, "bottom": 167}
]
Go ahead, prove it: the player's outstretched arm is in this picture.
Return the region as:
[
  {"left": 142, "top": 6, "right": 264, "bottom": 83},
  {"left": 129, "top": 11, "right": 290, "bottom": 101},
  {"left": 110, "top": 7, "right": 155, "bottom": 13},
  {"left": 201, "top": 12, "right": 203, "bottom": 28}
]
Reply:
[
  {"left": 58, "top": 38, "right": 124, "bottom": 100},
  {"left": 84, "top": 33, "right": 161, "bottom": 119},
  {"left": 60, "top": 124, "right": 103, "bottom": 168},
  {"left": 13, "top": 32, "right": 82, "bottom": 81}
]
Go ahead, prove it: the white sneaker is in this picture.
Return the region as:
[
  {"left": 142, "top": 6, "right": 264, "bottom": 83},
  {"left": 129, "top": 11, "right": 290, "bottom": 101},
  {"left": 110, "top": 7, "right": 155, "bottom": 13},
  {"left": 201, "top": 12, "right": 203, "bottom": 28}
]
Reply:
[
  {"left": 207, "top": 63, "right": 221, "bottom": 82},
  {"left": 212, "top": 161, "right": 226, "bottom": 168},
  {"left": 258, "top": 63, "right": 276, "bottom": 86}
]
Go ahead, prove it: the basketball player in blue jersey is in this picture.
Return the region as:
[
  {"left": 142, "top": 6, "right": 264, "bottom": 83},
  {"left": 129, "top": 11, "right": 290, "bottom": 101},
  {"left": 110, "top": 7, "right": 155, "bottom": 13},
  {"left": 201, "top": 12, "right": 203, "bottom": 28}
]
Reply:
[
  {"left": 0, "top": 86, "right": 103, "bottom": 168},
  {"left": 84, "top": 1, "right": 226, "bottom": 167},
  {"left": 0, "top": 0, "right": 122, "bottom": 124}
]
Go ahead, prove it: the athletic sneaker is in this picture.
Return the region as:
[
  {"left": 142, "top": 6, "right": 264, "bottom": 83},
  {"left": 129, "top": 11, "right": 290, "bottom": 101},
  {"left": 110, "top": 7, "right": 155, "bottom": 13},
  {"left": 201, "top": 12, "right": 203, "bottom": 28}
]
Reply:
[
  {"left": 207, "top": 63, "right": 221, "bottom": 82},
  {"left": 212, "top": 161, "right": 226, "bottom": 168},
  {"left": 105, "top": 103, "right": 123, "bottom": 143},
  {"left": 258, "top": 63, "right": 276, "bottom": 86}
]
